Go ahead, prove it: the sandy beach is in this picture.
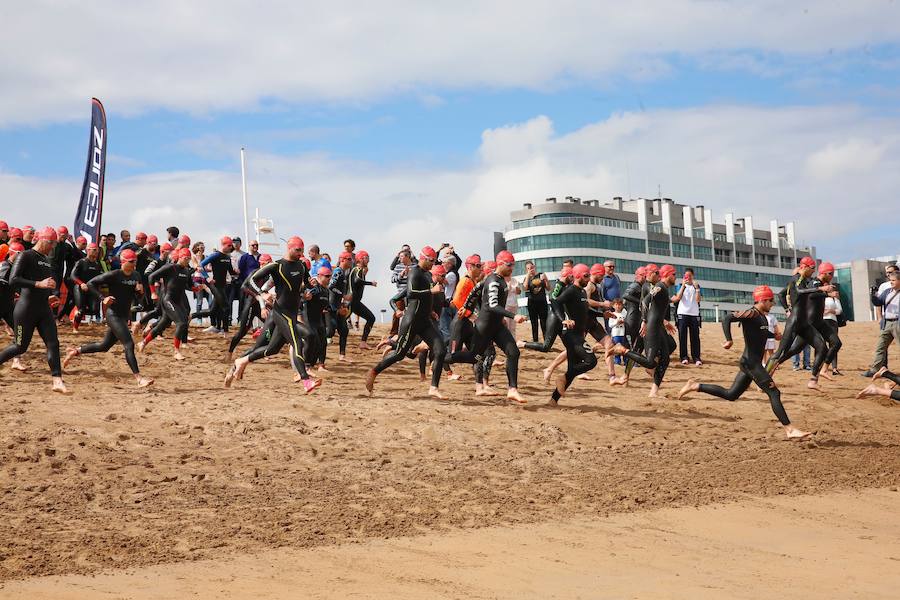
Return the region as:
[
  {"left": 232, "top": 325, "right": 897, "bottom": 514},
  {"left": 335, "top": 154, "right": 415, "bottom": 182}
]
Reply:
[{"left": 0, "top": 320, "right": 898, "bottom": 598}]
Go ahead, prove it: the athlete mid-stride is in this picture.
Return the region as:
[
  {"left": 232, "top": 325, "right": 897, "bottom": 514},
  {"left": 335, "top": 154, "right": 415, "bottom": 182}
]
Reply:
[
  {"left": 549, "top": 264, "right": 600, "bottom": 406},
  {"left": 140, "top": 247, "right": 194, "bottom": 360},
  {"left": 0, "top": 227, "right": 68, "bottom": 393},
  {"left": 349, "top": 250, "right": 378, "bottom": 350},
  {"left": 676, "top": 285, "right": 813, "bottom": 441},
  {"left": 63, "top": 249, "right": 154, "bottom": 387},
  {"left": 224, "top": 237, "right": 322, "bottom": 394},
  {"left": 366, "top": 246, "right": 448, "bottom": 400}
]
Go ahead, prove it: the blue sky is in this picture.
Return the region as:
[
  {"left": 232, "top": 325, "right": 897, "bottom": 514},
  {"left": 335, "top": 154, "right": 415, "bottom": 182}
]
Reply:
[{"left": 1, "top": 2, "right": 899, "bottom": 305}]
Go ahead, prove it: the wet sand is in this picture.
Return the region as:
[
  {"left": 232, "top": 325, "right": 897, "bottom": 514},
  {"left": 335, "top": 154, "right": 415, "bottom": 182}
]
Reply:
[{"left": 0, "top": 320, "right": 898, "bottom": 594}]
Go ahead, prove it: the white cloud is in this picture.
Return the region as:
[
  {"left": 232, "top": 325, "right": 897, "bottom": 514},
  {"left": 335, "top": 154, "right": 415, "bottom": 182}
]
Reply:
[
  {"left": 2, "top": 103, "right": 899, "bottom": 306},
  {"left": 2, "top": 1, "right": 900, "bottom": 126}
]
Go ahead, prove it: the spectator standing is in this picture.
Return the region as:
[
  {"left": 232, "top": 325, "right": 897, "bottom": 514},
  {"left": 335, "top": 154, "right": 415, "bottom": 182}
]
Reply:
[
  {"left": 865, "top": 272, "right": 900, "bottom": 376},
  {"left": 439, "top": 255, "right": 458, "bottom": 340},
  {"left": 237, "top": 240, "right": 260, "bottom": 317},
  {"left": 823, "top": 288, "right": 844, "bottom": 376},
  {"left": 523, "top": 261, "right": 549, "bottom": 342},
  {"left": 227, "top": 236, "right": 246, "bottom": 327},
  {"left": 672, "top": 268, "right": 702, "bottom": 365}
]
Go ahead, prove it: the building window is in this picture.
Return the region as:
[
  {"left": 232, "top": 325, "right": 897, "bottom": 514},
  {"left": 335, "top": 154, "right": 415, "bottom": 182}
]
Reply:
[
  {"left": 715, "top": 248, "right": 732, "bottom": 262},
  {"left": 693, "top": 228, "right": 708, "bottom": 240},
  {"left": 648, "top": 223, "right": 664, "bottom": 234},
  {"left": 780, "top": 256, "right": 794, "bottom": 269},
  {"left": 511, "top": 214, "right": 639, "bottom": 230},
  {"left": 511, "top": 255, "right": 792, "bottom": 288},
  {"left": 755, "top": 238, "right": 771, "bottom": 248},
  {"left": 734, "top": 234, "right": 747, "bottom": 245},
  {"left": 694, "top": 245, "right": 713, "bottom": 261},
  {"left": 756, "top": 255, "right": 777, "bottom": 268},
  {"left": 671, "top": 226, "right": 685, "bottom": 237},
  {"left": 735, "top": 251, "right": 753, "bottom": 265},
  {"left": 713, "top": 232, "right": 728, "bottom": 242},
  {"left": 648, "top": 240, "right": 671, "bottom": 256},
  {"left": 506, "top": 233, "right": 646, "bottom": 254},
  {"left": 672, "top": 242, "right": 692, "bottom": 259}
]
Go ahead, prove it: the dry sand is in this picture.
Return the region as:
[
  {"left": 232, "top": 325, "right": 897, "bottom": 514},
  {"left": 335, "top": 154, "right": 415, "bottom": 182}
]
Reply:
[{"left": 0, "top": 320, "right": 898, "bottom": 596}]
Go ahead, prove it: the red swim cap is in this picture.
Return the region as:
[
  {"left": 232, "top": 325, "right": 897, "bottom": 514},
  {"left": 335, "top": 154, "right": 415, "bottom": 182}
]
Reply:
[
  {"left": 147, "top": 234, "right": 158, "bottom": 245},
  {"left": 220, "top": 235, "right": 233, "bottom": 247},
  {"left": 753, "top": 285, "right": 775, "bottom": 302},
  {"left": 0, "top": 221, "right": 8, "bottom": 230},
  {"left": 120, "top": 249, "right": 137, "bottom": 263},
  {"left": 645, "top": 263, "right": 659, "bottom": 273},
  {"left": 286, "top": 236, "right": 304, "bottom": 250},
  {"left": 177, "top": 247, "right": 192, "bottom": 261},
  {"left": 420, "top": 246, "right": 437, "bottom": 261},
  {"left": 465, "top": 254, "right": 482, "bottom": 267},
  {"left": 259, "top": 253, "right": 273, "bottom": 265},
  {"left": 160, "top": 242, "right": 173, "bottom": 253},
  {"left": 338, "top": 251, "right": 353, "bottom": 260},
  {"left": 87, "top": 242, "right": 99, "bottom": 250},
  {"left": 496, "top": 250, "right": 515, "bottom": 265},
  {"left": 818, "top": 261, "right": 834, "bottom": 275},
  {"left": 135, "top": 231, "right": 147, "bottom": 242},
  {"left": 23, "top": 225, "right": 34, "bottom": 232},
  {"left": 317, "top": 265, "right": 332, "bottom": 277},
  {"left": 660, "top": 264, "right": 676, "bottom": 279},
  {"left": 573, "top": 263, "right": 590, "bottom": 279},
  {"left": 56, "top": 225, "right": 69, "bottom": 236},
  {"left": 356, "top": 250, "right": 369, "bottom": 261},
  {"left": 8, "top": 227, "right": 22, "bottom": 239},
  {"left": 483, "top": 260, "right": 497, "bottom": 275},
  {"left": 8, "top": 242, "right": 24, "bottom": 253},
  {"left": 635, "top": 266, "right": 646, "bottom": 277},
  {"left": 431, "top": 264, "right": 447, "bottom": 277},
  {"left": 75, "top": 236, "right": 87, "bottom": 245},
  {"left": 37, "top": 226, "right": 58, "bottom": 242},
  {"left": 560, "top": 266, "right": 573, "bottom": 279},
  {"left": 590, "top": 263, "right": 604, "bottom": 276},
  {"left": 799, "top": 256, "right": 816, "bottom": 268},
  {"left": 179, "top": 235, "right": 191, "bottom": 247}
]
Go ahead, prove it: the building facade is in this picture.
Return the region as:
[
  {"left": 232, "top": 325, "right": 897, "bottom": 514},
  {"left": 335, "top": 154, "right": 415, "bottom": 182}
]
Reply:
[{"left": 501, "top": 196, "right": 816, "bottom": 320}]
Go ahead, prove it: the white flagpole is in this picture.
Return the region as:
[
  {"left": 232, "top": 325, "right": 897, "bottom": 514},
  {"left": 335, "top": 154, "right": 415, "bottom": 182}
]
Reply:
[{"left": 240, "top": 147, "right": 250, "bottom": 244}]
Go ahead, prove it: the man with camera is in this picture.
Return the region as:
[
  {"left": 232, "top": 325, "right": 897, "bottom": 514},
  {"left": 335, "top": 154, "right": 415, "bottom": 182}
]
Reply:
[{"left": 862, "top": 269, "right": 900, "bottom": 377}]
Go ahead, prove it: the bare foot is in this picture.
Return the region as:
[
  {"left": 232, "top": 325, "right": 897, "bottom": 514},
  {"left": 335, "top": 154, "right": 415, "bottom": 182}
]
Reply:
[
  {"left": 11, "top": 358, "right": 28, "bottom": 371},
  {"left": 51, "top": 378, "right": 68, "bottom": 394},
  {"left": 807, "top": 379, "right": 821, "bottom": 391},
  {"left": 301, "top": 378, "right": 322, "bottom": 394},
  {"left": 446, "top": 372, "right": 461, "bottom": 381},
  {"left": 548, "top": 397, "right": 559, "bottom": 407},
  {"left": 339, "top": 354, "right": 355, "bottom": 363},
  {"left": 359, "top": 342, "right": 373, "bottom": 350},
  {"left": 785, "top": 426, "right": 814, "bottom": 441},
  {"left": 293, "top": 373, "right": 302, "bottom": 383},
  {"left": 542, "top": 367, "right": 552, "bottom": 382},
  {"left": 62, "top": 347, "right": 79, "bottom": 369},
  {"left": 428, "top": 386, "right": 448, "bottom": 400},
  {"left": 648, "top": 386, "right": 664, "bottom": 399},
  {"left": 677, "top": 378, "right": 698, "bottom": 400},
  {"left": 365, "top": 369, "right": 376, "bottom": 395},
  {"left": 516, "top": 340, "right": 525, "bottom": 348},
  {"left": 576, "top": 373, "right": 593, "bottom": 380},
  {"left": 609, "top": 375, "right": 629, "bottom": 387},
  {"left": 234, "top": 358, "right": 249, "bottom": 381},
  {"left": 506, "top": 388, "right": 527, "bottom": 404},
  {"left": 873, "top": 366, "right": 888, "bottom": 381},
  {"left": 131, "top": 322, "right": 142, "bottom": 336},
  {"left": 316, "top": 365, "right": 330, "bottom": 375},
  {"left": 137, "top": 376, "right": 154, "bottom": 388},
  {"left": 224, "top": 365, "right": 237, "bottom": 388},
  {"left": 818, "top": 370, "right": 834, "bottom": 381},
  {"left": 136, "top": 340, "right": 146, "bottom": 354},
  {"left": 475, "top": 386, "right": 500, "bottom": 397},
  {"left": 856, "top": 384, "right": 881, "bottom": 399},
  {"left": 174, "top": 350, "right": 186, "bottom": 361},
  {"left": 605, "top": 343, "right": 627, "bottom": 358},
  {"left": 411, "top": 341, "right": 429, "bottom": 355}
]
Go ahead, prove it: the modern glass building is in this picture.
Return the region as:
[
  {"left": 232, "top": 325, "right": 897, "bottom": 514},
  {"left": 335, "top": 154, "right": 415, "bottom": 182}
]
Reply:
[{"left": 502, "top": 196, "right": 815, "bottom": 320}]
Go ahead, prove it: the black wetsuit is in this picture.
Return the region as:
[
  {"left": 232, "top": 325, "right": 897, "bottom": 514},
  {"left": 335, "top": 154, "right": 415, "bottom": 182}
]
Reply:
[
  {"left": 524, "top": 272, "right": 548, "bottom": 342},
  {"left": 349, "top": 265, "right": 376, "bottom": 342},
  {"left": 586, "top": 279, "right": 608, "bottom": 343},
  {"left": 621, "top": 280, "right": 672, "bottom": 386},
  {"left": 327, "top": 266, "right": 351, "bottom": 355},
  {"left": 622, "top": 279, "right": 643, "bottom": 349},
  {"left": 797, "top": 278, "right": 841, "bottom": 368},
  {"left": 57, "top": 241, "right": 84, "bottom": 319},
  {"left": 71, "top": 257, "right": 103, "bottom": 322},
  {"left": 77, "top": 269, "right": 142, "bottom": 373},
  {"left": 0, "top": 248, "right": 62, "bottom": 376},
  {"left": 373, "top": 264, "right": 445, "bottom": 388},
  {"left": 197, "top": 250, "right": 236, "bottom": 331},
  {"left": 523, "top": 277, "right": 567, "bottom": 352},
  {"left": 244, "top": 258, "right": 312, "bottom": 379},
  {"left": 0, "top": 258, "right": 16, "bottom": 328},
  {"left": 767, "top": 274, "right": 828, "bottom": 377},
  {"left": 228, "top": 270, "right": 271, "bottom": 354},
  {"left": 697, "top": 308, "right": 791, "bottom": 425},
  {"left": 551, "top": 283, "right": 598, "bottom": 401},
  {"left": 303, "top": 280, "right": 331, "bottom": 366},
  {"left": 873, "top": 371, "right": 900, "bottom": 401},
  {"left": 138, "top": 255, "right": 169, "bottom": 327},
  {"left": 447, "top": 273, "right": 520, "bottom": 388},
  {"left": 147, "top": 262, "right": 193, "bottom": 346}
]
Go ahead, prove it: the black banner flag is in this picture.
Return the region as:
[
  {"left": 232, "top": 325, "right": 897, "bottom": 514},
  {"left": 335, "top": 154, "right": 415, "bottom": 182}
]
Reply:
[{"left": 73, "top": 98, "right": 106, "bottom": 244}]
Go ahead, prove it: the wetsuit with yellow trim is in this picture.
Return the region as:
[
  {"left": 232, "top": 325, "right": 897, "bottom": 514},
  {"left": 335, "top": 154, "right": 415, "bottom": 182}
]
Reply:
[{"left": 243, "top": 257, "right": 312, "bottom": 379}]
